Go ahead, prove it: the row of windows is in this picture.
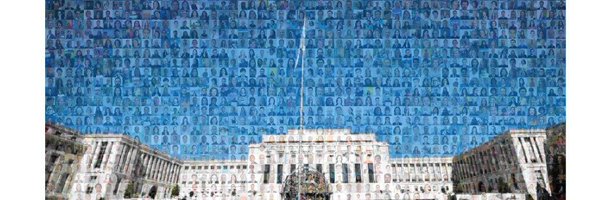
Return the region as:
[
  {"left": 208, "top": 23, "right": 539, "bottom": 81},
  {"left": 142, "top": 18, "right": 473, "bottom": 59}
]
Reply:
[
  {"left": 453, "top": 139, "right": 517, "bottom": 180},
  {"left": 258, "top": 163, "right": 377, "bottom": 184}
]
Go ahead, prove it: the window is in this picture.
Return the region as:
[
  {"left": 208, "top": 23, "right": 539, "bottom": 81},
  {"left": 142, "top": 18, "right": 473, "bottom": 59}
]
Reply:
[
  {"left": 519, "top": 138, "right": 529, "bottom": 163},
  {"left": 329, "top": 164, "right": 335, "bottom": 183},
  {"left": 316, "top": 164, "right": 322, "bottom": 173},
  {"left": 290, "top": 164, "right": 296, "bottom": 173},
  {"left": 94, "top": 142, "right": 108, "bottom": 169},
  {"left": 263, "top": 164, "right": 270, "bottom": 184},
  {"left": 355, "top": 164, "right": 362, "bottom": 183},
  {"left": 342, "top": 164, "right": 349, "bottom": 183},
  {"left": 86, "top": 186, "right": 93, "bottom": 194},
  {"left": 368, "top": 163, "right": 375, "bottom": 183},
  {"left": 277, "top": 164, "right": 283, "bottom": 183}
]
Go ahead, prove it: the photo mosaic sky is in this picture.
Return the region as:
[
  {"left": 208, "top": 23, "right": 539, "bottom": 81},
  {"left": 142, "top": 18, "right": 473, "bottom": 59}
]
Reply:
[{"left": 45, "top": 0, "right": 566, "bottom": 160}]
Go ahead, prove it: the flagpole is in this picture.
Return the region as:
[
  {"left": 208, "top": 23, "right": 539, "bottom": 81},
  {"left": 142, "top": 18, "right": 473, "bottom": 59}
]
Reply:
[{"left": 297, "top": 15, "right": 307, "bottom": 200}]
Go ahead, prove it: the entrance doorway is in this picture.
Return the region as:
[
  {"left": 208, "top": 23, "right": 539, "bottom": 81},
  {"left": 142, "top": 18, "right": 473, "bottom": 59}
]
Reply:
[{"left": 148, "top": 185, "right": 157, "bottom": 199}]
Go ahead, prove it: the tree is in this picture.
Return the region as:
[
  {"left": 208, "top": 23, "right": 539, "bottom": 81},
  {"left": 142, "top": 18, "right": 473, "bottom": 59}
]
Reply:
[
  {"left": 171, "top": 184, "right": 180, "bottom": 197},
  {"left": 123, "top": 183, "right": 134, "bottom": 198}
]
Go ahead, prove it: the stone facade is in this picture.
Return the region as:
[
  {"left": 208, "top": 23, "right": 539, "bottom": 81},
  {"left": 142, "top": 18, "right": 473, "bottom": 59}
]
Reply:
[
  {"left": 178, "top": 160, "right": 248, "bottom": 199},
  {"left": 46, "top": 124, "right": 87, "bottom": 200},
  {"left": 452, "top": 129, "right": 550, "bottom": 199},
  {"left": 388, "top": 157, "right": 453, "bottom": 199},
  {"left": 178, "top": 129, "right": 454, "bottom": 200},
  {"left": 69, "top": 134, "right": 183, "bottom": 200},
  {"left": 45, "top": 124, "right": 560, "bottom": 200}
]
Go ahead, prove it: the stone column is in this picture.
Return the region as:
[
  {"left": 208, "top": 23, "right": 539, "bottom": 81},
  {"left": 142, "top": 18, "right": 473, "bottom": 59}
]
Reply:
[
  {"left": 169, "top": 163, "right": 174, "bottom": 183},
  {"left": 158, "top": 159, "right": 164, "bottom": 181},
  {"left": 152, "top": 157, "right": 158, "bottom": 180},
  {"left": 534, "top": 137, "right": 545, "bottom": 163},
  {"left": 102, "top": 141, "right": 114, "bottom": 170},
  {"left": 88, "top": 141, "right": 100, "bottom": 170},
  {"left": 119, "top": 146, "right": 128, "bottom": 172},
  {"left": 167, "top": 162, "right": 173, "bottom": 183},
  {"left": 122, "top": 146, "right": 132, "bottom": 172},
  {"left": 528, "top": 137, "right": 541, "bottom": 162},
  {"left": 171, "top": 164, "right": 177, "bottom": 183},
  {"left": 171, "top": 164, "right": 176, "bottom": 183},
  {"left": 155, "top": 158, "right": 162, "bottom": 181},
  {"left": 146, "top": 156, "right": 154, "bottom": 179},
  {"left": 142, "top": 154, "right": 149, "bottom": 177},
  {"left": 124, "top": 145, "right": 133, "bottom": 171},
  {"left": 518, "top": 137, "right": 532, "bottom": 163},
  {"left": 154, "top": 158, "right": 163, "bottom": 181},
  {"left": 91, "top": 141, "right": 103, "bottom": 169},
  {"left": 161, "top": 160, "right": 167, "bottom": 182},
  {"left": 161, "top": 161, "right": 166, "bottom": 182},
  {"left": 164, "top": 163, "right": 171, "bottom": 182},
  {"left": 163, "top": 161, "right": 171, "bottom": 183},
  {"left": 166, "top": 162, "right": 171, "bottom": 182},
  {"left": 115, "top": 145, "right": 126, "bottom": 172},
  {"left": 174, "top": 166, "right": 180, "bottom": 183},
  {"left": 162, "top": 161, "right": 168, "bottom": 182},
  {"left": 125, "top": 149, "right": 137, "bottom": 174},
  {"left": 163, "top": 163, "right": 169, "bottom": 183},
  {"left": 172, "top": 164, "right": 178, "bottom": 183}
]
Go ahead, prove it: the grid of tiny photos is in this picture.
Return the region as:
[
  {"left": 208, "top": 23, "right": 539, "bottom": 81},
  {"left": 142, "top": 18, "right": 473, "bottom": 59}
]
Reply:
[{"left": 45, "top": 0, "right": 566, "bottom": 160}]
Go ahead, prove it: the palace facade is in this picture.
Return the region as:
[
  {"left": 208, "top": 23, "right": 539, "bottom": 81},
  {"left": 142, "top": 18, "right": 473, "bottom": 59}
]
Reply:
[
  {"left": 452, "top": 129, "right": 551, "bottom": 199},
  {"left": 45, "top": 124, "right": 87, "bottom": 199},
  {"left": 62, "top": 126, "right": 183, "bottom": 200},
  {"left": 178, "top": 129, "right": 453, "bottom": 200},
  {"left": 46, "top": 124, "right": 554, "bottom": 200}
]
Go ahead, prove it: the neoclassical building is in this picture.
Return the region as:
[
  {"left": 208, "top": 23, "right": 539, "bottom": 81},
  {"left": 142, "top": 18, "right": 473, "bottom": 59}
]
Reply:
[
  {"left": 47, "top": 123, "right": 553, "bottom": 200},
  {"left": 452, "top": 129, "right": 550, "bottom": 199},
  {"left": 45, "top": 123, "right": 86, "bottom": 199},
  {"left": 178, "top": 129, "right": 454, "bottom": 200},
  {"left": 68, "top": 133, "right": 183, "bottom": 200}
]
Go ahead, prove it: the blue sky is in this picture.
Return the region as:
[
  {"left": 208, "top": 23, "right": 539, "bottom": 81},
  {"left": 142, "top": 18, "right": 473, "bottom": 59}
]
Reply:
[{"left": 45, "top": 0, "right": 566, "bottom": 160}]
